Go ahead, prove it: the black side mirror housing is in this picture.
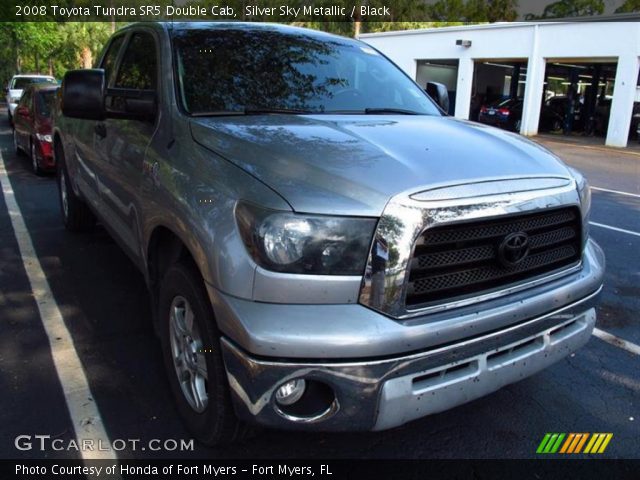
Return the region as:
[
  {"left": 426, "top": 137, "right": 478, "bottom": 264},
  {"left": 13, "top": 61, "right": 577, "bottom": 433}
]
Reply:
[
  {"left": 425, "top": 81, "right": 450, "bottom": 114},
  {"left": 62, "top": 69, "right": 105, "bottom": 120}
]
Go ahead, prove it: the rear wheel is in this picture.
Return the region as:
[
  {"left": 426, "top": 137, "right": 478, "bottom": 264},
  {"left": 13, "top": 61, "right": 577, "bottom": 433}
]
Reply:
[
  {"left": 30, "top": 139, "right": 45, "bottom": 176},
  {"left": 56, "top": 142, "right": 95, "bottom": 232},
  {"left": 159, "top": 260, "right": 249, "bottom": 445}
]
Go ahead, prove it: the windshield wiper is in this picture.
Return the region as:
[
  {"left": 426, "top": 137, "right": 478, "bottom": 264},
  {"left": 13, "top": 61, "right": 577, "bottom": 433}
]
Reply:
[
  {"left": 191, "top": 108, "right": 313, "bottom": 117},
  {"left": 243, "top": 107, "right": 313, "bottom": 115},
  {"left": 363, "top": 108, "right": 421, "bottom": 115},
  {"left": 191, "top": 110, "right": 246, "bottom": 117}
]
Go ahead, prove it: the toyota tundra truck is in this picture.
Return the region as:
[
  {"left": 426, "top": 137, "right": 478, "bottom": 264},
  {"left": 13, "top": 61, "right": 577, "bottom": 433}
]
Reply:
[{"left": 53, "top": 22, "right": 605, "bottom": 445}]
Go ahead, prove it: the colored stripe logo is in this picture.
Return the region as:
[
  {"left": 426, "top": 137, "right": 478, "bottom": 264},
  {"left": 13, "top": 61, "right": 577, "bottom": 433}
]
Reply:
[{"left": 537, "top": 433, "right": 613, "bottom": 454}]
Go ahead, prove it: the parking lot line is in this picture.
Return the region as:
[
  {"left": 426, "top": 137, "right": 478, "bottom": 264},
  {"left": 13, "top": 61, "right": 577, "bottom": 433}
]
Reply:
[
  {"left": 593, "top": 328, "right": 640, "bottom": 356},
  {"left": 591, "top": 186, "right": 640, "bottom": 198},
  {"left": 0, "top": 151, "right": 116, "bottom": 461},
  {"left": 589, "top": 222, "right": 640, "bottom": 238},
  {"left": 537, "top": 139, "right": 640, "bottom": 157}
]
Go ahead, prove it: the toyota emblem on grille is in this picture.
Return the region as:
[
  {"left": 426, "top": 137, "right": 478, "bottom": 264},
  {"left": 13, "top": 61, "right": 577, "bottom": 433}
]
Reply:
[{"left": 498, "top": 232, "right": 530, "bottom": 267}]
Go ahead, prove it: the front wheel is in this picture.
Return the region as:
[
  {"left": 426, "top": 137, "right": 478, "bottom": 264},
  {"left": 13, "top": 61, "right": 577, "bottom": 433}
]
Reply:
[
  {"left": 159, "top": 260, "right": 250, "bottom": 445},
  {"left": 56, "top": 143, "right": 95, "bottom": 232}
]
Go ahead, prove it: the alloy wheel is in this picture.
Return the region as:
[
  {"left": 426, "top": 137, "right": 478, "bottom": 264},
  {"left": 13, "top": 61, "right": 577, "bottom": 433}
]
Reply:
[{"left": 169, "top": 295, "right": 209, "bottom": 413}]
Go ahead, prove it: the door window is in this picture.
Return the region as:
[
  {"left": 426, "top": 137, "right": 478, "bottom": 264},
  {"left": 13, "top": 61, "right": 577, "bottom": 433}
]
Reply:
[
  {"left": 114, "top": 32, "right": 158, "bottom": 91},
  {"left": 100, "top": 35, "right": 126, "bottom": 86}
]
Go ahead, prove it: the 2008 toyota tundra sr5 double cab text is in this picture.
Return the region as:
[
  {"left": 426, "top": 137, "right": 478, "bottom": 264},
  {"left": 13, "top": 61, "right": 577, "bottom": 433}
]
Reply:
[{"left": 54, "top": 22, "right": 605, "bottom": 445}]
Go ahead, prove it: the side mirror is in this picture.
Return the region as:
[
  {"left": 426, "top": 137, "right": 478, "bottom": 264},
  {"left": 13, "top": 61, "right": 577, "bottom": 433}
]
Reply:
[
  {"left": 61, "top": 69, "right": 105, "bottom": 120},
  {"left": 425, "top": 81, "right": 450, "bottom": 114}
]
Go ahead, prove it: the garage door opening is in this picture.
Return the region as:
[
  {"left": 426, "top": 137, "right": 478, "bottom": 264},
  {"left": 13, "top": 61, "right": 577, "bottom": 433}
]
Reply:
[
  {"left": 472, "top": 60, "right": 529, "bottom": 133},
  {"left": 416, "top": 59, "right": 458, "bottom": 115},
  {"left": 542, "top": 60, "right": 620, "bottom": 142}
]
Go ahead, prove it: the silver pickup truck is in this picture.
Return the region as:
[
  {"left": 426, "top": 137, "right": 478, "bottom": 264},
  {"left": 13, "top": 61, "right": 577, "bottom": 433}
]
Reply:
[{"left": 54, "top": 22, "right": 604, "bottom": 445}]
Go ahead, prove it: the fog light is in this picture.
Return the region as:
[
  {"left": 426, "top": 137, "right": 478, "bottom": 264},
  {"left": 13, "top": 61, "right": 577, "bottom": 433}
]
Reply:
[{"left": 275, "top": 379, "right": 306, "bottom": 406}]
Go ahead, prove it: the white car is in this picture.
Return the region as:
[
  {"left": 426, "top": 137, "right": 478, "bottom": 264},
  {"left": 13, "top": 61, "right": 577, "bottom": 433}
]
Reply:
[{"left": 5, "top": 74, "right": 57, "bottom": 126}]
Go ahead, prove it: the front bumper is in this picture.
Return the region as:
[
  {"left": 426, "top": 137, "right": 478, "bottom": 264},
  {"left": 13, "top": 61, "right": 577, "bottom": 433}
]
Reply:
[
  {"left": 216, "top": 240, "right": 604, "bottom": 431},
  {"left": 222, "top": 291, "right": 599, "bottom": 431}
]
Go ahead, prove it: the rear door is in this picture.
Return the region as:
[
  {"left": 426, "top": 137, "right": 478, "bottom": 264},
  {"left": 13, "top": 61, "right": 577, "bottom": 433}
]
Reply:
[{"left": 93, "top": 29, "right": 159, "bottom": 263}]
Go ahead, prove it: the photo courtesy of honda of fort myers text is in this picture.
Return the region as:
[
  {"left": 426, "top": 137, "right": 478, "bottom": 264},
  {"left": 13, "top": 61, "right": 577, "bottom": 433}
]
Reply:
[{"left": 0, "top": 0, "right": 639, "bottom": 479}]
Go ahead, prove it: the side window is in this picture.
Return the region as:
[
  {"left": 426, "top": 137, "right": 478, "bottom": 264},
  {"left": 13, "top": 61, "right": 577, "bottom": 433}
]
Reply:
[
  {"left": 100, "top": 35, "right": 126, "bottom": 86},
  {"left": 114, "top": 32, "right": 157, "bottom": 90}
]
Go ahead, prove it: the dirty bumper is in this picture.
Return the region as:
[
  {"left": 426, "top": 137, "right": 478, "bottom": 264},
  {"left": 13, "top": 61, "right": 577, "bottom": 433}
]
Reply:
[{"left": 221, "top": 289, "right": 600, "bottom": 432}]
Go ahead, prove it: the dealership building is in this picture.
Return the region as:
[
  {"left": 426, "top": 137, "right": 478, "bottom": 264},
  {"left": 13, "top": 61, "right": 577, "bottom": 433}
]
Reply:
[{"left": 360, "top": 21, "right": 640, "bottom": 147}]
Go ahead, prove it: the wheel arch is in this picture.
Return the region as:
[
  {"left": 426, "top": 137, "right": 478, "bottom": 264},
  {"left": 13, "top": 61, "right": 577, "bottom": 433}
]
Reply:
[{"left": 145, "top": 223, "right": 213, "bottom": 333}]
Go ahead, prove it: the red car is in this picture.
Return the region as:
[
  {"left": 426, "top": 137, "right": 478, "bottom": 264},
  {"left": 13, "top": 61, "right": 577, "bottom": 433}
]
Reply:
[{"left": 12, "top": 83, "right": 58, "bottom": 175}]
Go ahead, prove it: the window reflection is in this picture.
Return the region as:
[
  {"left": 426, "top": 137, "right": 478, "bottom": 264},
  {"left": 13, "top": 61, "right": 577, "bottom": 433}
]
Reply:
[{"left": 172, "top": 26, "right": 439, "bottom": 115}]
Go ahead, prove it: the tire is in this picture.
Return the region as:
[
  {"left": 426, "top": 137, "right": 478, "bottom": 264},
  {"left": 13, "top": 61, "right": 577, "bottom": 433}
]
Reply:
[
  {"left": 56, "top": 143, "right": 95, "bottom": 232},
  {"left": 159, "top": 260, "right": 250, "bottom": 445},
  {"left": 13, "top": 129, "right": 22, "bottom": 156},
  {"left": 31, "top": 139, "right": 45, "bottom": 176}
]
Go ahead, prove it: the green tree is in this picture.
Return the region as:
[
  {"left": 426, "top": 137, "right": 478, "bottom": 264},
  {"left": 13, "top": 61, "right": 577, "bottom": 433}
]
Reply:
[
  {"left": 429, "top": 0, "right": 517, "bottom": 21},
  {"left": 615, "top": 0, "right": 640, "bottom": 12},
  {"left": 525, "top": 0, "right": 605, "bottom": 19}
]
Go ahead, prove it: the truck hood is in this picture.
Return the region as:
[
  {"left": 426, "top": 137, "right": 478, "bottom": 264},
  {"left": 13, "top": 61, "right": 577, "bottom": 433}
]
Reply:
[{"left": 191, "top": 115, "right": 572, "bottom": 217}]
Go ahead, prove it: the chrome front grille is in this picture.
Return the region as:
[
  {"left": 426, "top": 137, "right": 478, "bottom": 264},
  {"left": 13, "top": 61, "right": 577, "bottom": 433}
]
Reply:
[{"left": 405, "top": 208, "right": 582, "bottom": 307}]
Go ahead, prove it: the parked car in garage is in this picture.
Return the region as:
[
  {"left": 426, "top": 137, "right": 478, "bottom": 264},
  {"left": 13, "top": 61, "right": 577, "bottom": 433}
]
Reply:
[
  {"left": 478, "top": 97, "right": 523, "bottom": 131},
  {"left": 13, "top": 83, "right": 58, "bottom": 175},
  {"left": 54, "top": 22, "right": 604, "bottom": 445},
  {"left": 5, "top": 74, "right": 57, "bottom": 127},
  {"left": 478, "top": 97, "right": 564, "bottom": 133},
  {"left": 544, "top": 95, "right": 584, "bottom": 132}
]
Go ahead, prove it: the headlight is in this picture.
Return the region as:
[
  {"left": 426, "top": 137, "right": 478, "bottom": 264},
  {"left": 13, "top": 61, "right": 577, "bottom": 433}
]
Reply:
[
  {"left": 568, "top": 167, "right": 590, "bottom": 249},
  {"left": 568, "top": 167, "right": 591, "bottom": 214},
  {"left": 235, "top": 202, "right": 377, "bottom": 275},
  {"left": 36, "top": 133, "right": 52, "bottom": 143}
]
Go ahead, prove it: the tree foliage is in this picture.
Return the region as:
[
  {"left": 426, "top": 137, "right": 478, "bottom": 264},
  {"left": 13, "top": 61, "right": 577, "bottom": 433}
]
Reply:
[
  {"left": 615, "top": 0, "right": 640, "bottom": 13},
  {"left": 429, "top": 0, "right": 518, "bottom": 21},
  {"left": 0, "top": 22, "right": 113, "bottom": 87},
  {"left": 525, "top": 0, "right": 605, "bottom": 19}
]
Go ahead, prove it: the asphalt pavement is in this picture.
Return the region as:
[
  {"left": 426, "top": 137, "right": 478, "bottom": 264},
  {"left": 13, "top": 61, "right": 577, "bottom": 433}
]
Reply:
[{"left": 0, "top": 108, "right": 638, "bottom": 460}]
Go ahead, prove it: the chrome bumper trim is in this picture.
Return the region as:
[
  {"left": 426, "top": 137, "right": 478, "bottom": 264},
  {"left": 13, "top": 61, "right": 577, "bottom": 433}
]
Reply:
[{"left": 221, "top": 287, "right": 600, "bottom": 431}]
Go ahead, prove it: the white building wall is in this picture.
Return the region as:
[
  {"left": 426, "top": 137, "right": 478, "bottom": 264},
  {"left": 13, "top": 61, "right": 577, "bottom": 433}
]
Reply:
[{"left": 361, "top": 22, "right": 640, "bottom": 147}]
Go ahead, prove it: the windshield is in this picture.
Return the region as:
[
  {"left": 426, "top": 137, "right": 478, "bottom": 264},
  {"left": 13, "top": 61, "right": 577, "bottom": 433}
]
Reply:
[
  {"left": 11, "top": 77, "right": 56, "bottom": 90},
  {"left": 172, "top": 27, "right": 440, "bottom": 116},
  {"left": 36, "top": 90, "right": 56, "bottom": 117}
]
